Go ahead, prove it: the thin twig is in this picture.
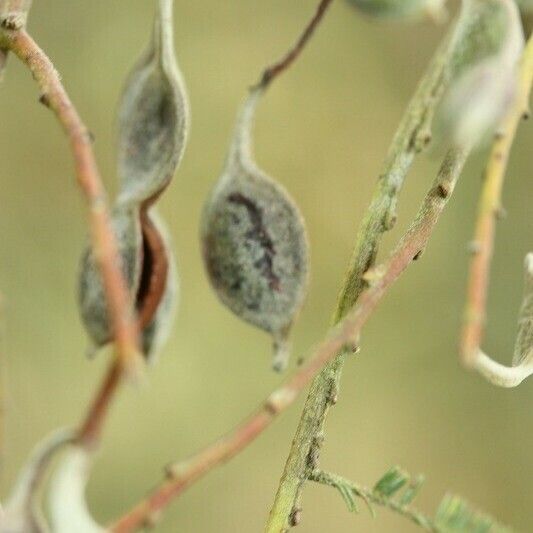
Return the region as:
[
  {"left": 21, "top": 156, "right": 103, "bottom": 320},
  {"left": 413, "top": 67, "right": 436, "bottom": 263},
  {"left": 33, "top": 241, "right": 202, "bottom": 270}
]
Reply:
[
  {"left": 0, "top": 29, "right": 140, "bottom": 379},
  {"left": 460, "top": 35, "right": 533, "bottom": 384},
  {"left": 254, "top": 0, "right": 334, "bottom": 90},
  {"left": 309, "top": 470, "right": 438, "bottom": 532},
  {"left": 109, "top": 146, "right": 467, "bottom": 533},
  {"left": 76, "top": 360, "right": 122, "bottom": 448}
]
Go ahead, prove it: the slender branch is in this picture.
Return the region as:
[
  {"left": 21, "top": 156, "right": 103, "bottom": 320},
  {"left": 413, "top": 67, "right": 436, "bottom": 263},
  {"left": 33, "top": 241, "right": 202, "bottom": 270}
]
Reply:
[
  {"left": 0, "top": 29, "right": 140, "bottom": 378},
  {"left": 309, "top": 470, "right": 438, "bottom": 531},
  {"left": 255, "top": 0, "right": 334, "bottom": 90},
  {"left": 460, "top": 35, "right": 533, "bottom": 386},
  {"left": 266, "top": 146, "right": 468, "bottom": 532},
  {"left": 109, "top": 146, "right": 467, "bottom": 533},
  {"left": 266, "top": 27, "right": 456, "bottom": 530},
  {"left": 75, "top": 360, "right": 122, "bottom": 448}
]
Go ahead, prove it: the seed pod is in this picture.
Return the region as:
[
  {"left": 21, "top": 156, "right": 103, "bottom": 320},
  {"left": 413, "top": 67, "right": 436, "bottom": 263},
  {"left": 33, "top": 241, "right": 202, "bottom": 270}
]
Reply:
[
  {"left": 201, "top": 88, "right": 309, "bottom": 372},
  {"left": 78, "top": 0, "right": 188, "bottom": 362},
  {"left": 117, "top": 0, "right": 189, "bottom": 207},
  {"left": 346, "top": 0, "right": 446, "bottom": 21},
  {"left": 436, "top": 0, "right": 524, "bottom": 148}
]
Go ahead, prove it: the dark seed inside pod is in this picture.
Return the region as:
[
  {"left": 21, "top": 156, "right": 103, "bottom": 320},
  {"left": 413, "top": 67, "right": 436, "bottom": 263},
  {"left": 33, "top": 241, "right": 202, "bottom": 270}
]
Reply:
[
  {"left": 78, "top": 207, "right": 171, "bottom": 360},
  {"left": 136, "top": 209, "right": 169, "bottom": 331},
  {"left": 201, "top": 88, "right": 309, "bottom": 372}
]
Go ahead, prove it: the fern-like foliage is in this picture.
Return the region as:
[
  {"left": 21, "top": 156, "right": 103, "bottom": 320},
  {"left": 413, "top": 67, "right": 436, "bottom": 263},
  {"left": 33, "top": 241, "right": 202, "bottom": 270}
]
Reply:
[{"left": 310, "top": 466, "right": 512, "bottom": 532}]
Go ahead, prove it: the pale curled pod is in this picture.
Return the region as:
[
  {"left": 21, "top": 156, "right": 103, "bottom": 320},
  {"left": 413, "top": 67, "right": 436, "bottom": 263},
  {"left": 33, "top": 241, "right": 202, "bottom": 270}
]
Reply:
[
  {"left": 472, "top": 254, "right": 533, "bottom": 387},
  {"left": 201, "top": 88, "right": 309, "bottom": 372},
  {"left": 436, "top": 0, "right": 524, "bottom": 148},
  {"left": 48, "top": 447, "right": 106, "bottom": 533},
  {"left": 78, "top": 0, "right": 187, "bottom": 362},
  {"left": 346, "top": 0, "right": 447, "bottom": 21},
  {"left": 0, "top": 428, "right": 73, "bottom": 533}
]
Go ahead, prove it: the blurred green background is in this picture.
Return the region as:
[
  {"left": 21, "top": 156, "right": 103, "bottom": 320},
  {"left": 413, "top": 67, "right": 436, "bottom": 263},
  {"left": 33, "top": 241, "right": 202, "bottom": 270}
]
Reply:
[{"left": 1, "top": 1, "right": 532, "bottom": 531}]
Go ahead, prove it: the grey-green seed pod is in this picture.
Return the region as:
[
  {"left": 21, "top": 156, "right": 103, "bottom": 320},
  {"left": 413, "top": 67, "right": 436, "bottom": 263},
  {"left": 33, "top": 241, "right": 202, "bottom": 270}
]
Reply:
[
  {"left": 78, "top": 0, "right": 187, "bottom": 362},
  {"left": 78, "top": 207, "right": 176, "bottom": 363},
  {"left": 117, "top": 0, "right": 189, "bottom": 207},
  {"left": 436, "top": 0, "right": 524, "bottom": 148},
  {"left": 201, "top": 88, "right": 309, "bottom": 372},
  {"left": 346, "top": 0, "right": 446, "bottom": 21}
]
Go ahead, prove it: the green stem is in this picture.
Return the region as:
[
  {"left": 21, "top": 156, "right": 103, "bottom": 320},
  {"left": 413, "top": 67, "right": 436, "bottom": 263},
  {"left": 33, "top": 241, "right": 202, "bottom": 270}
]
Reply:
[
  {"left": 309, "top": 470, "right": 439, "bottom": 532},
  {"left": 266, "top": 29, "right": 456, "bottom": 533}
]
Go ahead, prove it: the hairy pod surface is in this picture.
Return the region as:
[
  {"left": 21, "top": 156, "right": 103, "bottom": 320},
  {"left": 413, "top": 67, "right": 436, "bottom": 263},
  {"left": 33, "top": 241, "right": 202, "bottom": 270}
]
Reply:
[
  {"left": 346, "top": 0, "right": 447, "bottom": 20},
  {"left": 201, "top": 89, "right": 309, "bottom": 372},
  {"left": 78, "top": 0, "right": 188, "bottom": 362},
  {"left": 436, "top": 0, "right": 524, "bottom": 148}
]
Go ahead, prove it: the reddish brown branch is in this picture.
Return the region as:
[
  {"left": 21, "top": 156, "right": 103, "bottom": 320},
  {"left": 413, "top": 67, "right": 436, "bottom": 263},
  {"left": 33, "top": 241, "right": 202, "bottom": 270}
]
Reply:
[
  {"left": 76, "top": 360, "right": 122, "bottom": 448},
  {"left": 110, "top": 147, "right": 468, "bottom": 533},
  {"left": 2, "top": 30, "right": 140, "bottom": 376},
  {"left": 256, "top": 0, "right": 334, "bottom": 90}
]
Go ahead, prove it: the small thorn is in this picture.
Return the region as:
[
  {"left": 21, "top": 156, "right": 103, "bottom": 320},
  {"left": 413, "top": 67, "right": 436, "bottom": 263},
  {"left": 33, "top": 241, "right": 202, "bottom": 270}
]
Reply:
[
  {"left": 522, "top": 108, "right": 531, "bottom": 120},
  {"left": 344, "top": 341, "right": 360, "bottom": 355},
  {"left": 413, "top": 250, "right": 423, "bottom": 261},
  {"left": 467, "top": 241, "right": 481, "bottom": 255},
  {"left": 436, "top": 183, "right": 450, "bottom": 199},
  {"left": 495, "top": 205, "right": 507, "bottom": 220},
  {"left": 142, "top": 511, "right": 161, "bottom": 530},
  {"left": 38, "top": 93, "right": 50, "bottom": 107},
  {"left": 289, "top": 507, "right": 302, "bottom": 527}
]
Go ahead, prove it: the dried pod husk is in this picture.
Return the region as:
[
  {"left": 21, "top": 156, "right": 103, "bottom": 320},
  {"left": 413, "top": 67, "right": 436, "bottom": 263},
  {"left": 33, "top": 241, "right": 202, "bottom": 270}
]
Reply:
[
  {"left": 78, "top": 206, "right": 176, "bottom": 362},
  {"left": 436, "top": 0, "right": 524, "bottom": 148},
  {"left": 0, "top": 429, "right": 73, "bottom": 533},
  {"left": 346, "top": 0, "right": 447, "bottom": 21},
  {"left": 48, "top": 446, "right": 106, "bottom": 533},
  {"left": 78, "top": 0, "right": 186, "bottom": 362},
  {"left": 201, "top": 88, "right": 309, "bottom": 372}
]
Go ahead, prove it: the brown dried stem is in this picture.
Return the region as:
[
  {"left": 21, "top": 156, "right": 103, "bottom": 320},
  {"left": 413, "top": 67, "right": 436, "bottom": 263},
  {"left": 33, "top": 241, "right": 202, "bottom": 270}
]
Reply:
[
  {"left": 76, "top": 360, "right": 122, "bottom": 448},
  {"left": 109, "top": 146, "right": 467, "bottom": 533},
  {"left": 0, "top": 27, "right": 142, "bottom": 452},
  {"left": 255, "top": 0, "right": 334, "bottom": 90},
  {"left": 0, "top": 29, "right": 140, "bottom": 376},
  {"left": 460, "top": 35, "right": 533, "bottom": 384}
]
